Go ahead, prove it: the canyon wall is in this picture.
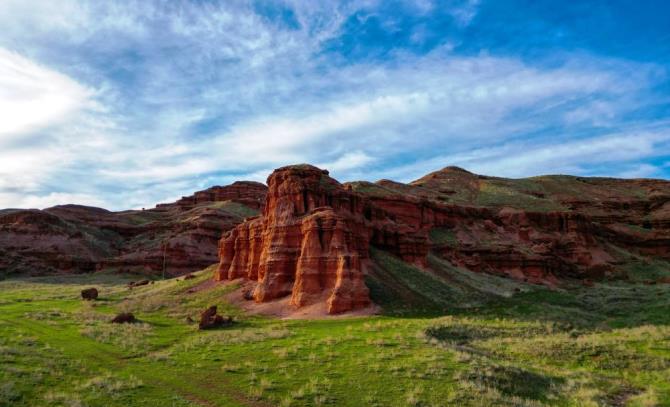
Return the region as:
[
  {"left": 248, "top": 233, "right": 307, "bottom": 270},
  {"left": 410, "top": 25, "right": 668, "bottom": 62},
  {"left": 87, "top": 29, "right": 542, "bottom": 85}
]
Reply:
[
  {"left": 217, "top": 165, "right": 670, "bottom": 312},
  {"left": 0, "top": 182, "right": 267, "bottom": 277}
]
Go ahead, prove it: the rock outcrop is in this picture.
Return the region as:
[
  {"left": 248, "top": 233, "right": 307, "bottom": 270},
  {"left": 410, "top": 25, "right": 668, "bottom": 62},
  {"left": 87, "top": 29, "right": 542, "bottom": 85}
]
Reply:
[
  {"left": 2, "top": 162, "right": 669, "bottom": 300},
  {"left": 198, "top": 305, "right": 233, "bottom": 330},
  {"left": 155, "top": 181, "right": 267, "bottom": 211},
  {"left": 216, "top": 165, "right": 371, "bottom": 314},
  {"left": 81, "top": 288, "right": 99, "bottom": 300},
  {"left": 217, "top": 164, "right": 670, "bottom": 311},
  {"left": 111, "top": 313, "right": 136, "bottom": 324},
  {"left": 0, "top": 181, "right": 267, "bottom": 277}
]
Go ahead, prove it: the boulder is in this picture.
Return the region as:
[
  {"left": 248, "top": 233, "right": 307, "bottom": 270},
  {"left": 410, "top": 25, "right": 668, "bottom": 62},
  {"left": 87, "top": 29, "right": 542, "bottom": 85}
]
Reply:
[
  {"left": 111, "top": 312, "right": 136, "bottom": 323},
  {"left": 198, "top": 305, "right": 233, "bottom": 330},
  {"left": 81, "top": 287, "right": 98, "bottom": 300}
]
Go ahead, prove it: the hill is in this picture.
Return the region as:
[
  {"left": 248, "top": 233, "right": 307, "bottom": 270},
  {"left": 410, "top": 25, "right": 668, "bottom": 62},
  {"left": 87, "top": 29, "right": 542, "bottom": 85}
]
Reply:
[
  {"left": 2, "top": 164, "right": 670, "bottom": 406},
  {"left": 215, "top": 164, "right": 670, "bottom": 315},
  {"left": 0, "top": 182, "right": 267, "bottom": 278}
]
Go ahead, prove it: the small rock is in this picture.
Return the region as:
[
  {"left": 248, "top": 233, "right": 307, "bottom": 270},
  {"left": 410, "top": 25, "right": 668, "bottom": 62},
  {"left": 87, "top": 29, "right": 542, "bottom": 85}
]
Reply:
[
  {"left": 81, "top": 288, "right": 98, "bottom": 300},
  {"left": 198, "top": 305, "right": 233, "bottom": 330},
  {"left": 127, "top": 279, "right": 150, "bottom": 288},
  {"left": 111, "top": 312, "right": 136, "bottom": 324},
  {"left": 242, "top": 289, "right": 254, "bottom": 301}
]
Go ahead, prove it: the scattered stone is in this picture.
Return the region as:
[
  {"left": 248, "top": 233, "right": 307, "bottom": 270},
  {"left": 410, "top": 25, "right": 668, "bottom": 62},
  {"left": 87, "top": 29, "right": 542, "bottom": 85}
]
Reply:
[
  {"left": 81, "top": 287, "right": 98, "bottom": 300},
  {"left": 242, "top": 289, "right": 254, "bottom": 301},
  {"left": 128, "top": 279, "right": 150, "bottom": 288},
  {"left": 111, "top": 312, "right": 136, "bottom": 324},
  {"left": 198, "top": 305, "right": 233, "bottom": 330}
]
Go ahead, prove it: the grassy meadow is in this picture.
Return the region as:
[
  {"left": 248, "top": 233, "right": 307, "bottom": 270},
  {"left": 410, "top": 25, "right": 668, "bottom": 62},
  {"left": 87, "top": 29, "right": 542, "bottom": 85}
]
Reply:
[{"left": 1, "top": 256, "right": 669, "bottom": 407}]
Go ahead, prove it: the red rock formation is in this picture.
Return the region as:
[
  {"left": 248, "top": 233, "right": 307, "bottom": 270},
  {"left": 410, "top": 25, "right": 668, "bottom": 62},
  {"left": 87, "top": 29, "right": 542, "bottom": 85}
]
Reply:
[
  {"left": 218, "top": 164, "right": 670, "bottom": 308},
  {"left": 3, "top": 162, "right": 669, "bottom": 297},
  {"left": 216, "top": 165, "right": 371, "bottom": 314},
  {"left": 0, "top": 181, "right": 267, "bottom": 277},
  {"left": 198, "top": 305, "right": 233, "bottom": 330},
  {"left": 156, "top": 181, "right": 267, "bottom": 211}
]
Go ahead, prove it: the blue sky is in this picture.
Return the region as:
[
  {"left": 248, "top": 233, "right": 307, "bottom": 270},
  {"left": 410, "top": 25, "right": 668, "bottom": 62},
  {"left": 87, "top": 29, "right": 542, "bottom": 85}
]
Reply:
[{"left": 0, "top": 0, "right": 669, "bottom": 210}]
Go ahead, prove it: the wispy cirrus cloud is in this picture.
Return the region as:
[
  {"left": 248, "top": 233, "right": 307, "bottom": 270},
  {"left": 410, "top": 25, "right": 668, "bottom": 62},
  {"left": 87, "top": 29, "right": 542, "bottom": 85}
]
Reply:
[
  {"left": 0, "top": 0, "right": 668, "bottom": 210},
  {"left": 382, "top": 129, "right": 670, "bottom": 182}
]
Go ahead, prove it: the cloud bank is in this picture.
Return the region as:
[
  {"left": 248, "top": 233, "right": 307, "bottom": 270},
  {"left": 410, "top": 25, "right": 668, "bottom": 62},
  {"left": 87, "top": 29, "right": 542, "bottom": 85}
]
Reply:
[{"left": 0, "top": 0, "right": 668, "bottom": 209}]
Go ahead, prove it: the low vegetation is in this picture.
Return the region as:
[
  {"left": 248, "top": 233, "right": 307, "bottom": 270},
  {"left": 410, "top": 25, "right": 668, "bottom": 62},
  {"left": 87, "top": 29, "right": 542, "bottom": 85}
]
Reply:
[{"left": 1, "top": 255, "right": 669, "bottom": 406}]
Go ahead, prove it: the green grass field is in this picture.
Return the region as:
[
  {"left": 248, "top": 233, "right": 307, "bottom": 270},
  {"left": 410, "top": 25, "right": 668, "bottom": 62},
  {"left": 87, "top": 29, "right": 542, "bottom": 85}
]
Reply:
[{"left": 1, "top": 256, "right": 669, "bottom": 407}]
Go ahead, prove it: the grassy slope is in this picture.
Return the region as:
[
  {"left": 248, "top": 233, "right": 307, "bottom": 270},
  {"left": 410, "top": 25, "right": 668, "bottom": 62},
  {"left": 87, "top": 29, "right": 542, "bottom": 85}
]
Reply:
[
  {"left": 392, "top": 167, "right": 665, "bottom": 213},
  {"left": 1, "top": 257, "right": 669, "bottom": 407}
]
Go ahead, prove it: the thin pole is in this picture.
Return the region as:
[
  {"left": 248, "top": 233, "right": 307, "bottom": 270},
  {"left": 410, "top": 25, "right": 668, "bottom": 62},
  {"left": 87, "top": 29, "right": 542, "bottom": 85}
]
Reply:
[{"left": 162, "top": 237, "right": 168, "bottom": 280}]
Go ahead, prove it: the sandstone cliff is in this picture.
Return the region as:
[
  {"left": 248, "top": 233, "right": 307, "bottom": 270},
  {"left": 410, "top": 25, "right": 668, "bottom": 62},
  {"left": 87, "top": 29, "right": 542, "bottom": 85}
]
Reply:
[
  {"left": 216, "top": 165, "right": 670, "bottom": 313},
  {"left": 215, "top": 165, "right": 371, "bottom": 314},
  {"left": 0, "top": 182, "right": 267, "bottom": 277},
  {"left": 3, "top": 163, "right": 668, "bottom": 305}
]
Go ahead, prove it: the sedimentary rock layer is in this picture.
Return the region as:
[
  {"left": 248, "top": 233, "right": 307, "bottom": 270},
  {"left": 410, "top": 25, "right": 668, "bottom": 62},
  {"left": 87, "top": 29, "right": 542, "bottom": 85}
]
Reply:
[
  {"left": 215, "top": 165, "right": 371, "bottom": 314},
  {"left": 217, "top": 164, "right": 670, "bottom": 312},
  {"left": 0, "top": 182, "right": 267, "bottom": 277}
]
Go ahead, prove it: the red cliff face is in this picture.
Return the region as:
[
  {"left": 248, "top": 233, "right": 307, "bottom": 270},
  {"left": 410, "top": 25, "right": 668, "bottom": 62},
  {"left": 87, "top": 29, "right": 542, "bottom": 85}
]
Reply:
[
  {"left": 217, "top": 165, "right": 670, "bottom": 311},
  {"left": 156, "top": 181, "right": 267, "bottom": 211},
  {"left": 215, "top": 165, "right": 371, "bottom": 314},
  {"left": 4, "top": 162, "right": 669, "bottom": 297},
  {"left": 0, "top": 182, "right": 267, "bottom": 277}
]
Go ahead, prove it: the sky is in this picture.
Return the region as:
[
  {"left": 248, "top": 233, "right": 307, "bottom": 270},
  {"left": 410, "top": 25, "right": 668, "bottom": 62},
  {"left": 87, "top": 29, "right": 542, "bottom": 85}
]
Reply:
[{"left": 1, "top": 0, "right": 669, "bottom": 210}]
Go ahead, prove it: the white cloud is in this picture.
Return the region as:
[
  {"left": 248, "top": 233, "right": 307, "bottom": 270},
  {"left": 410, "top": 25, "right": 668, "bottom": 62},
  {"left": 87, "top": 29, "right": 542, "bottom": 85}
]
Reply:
[
  {"left": 615, "top": 164, "right": 661, "bottom": 179},
  {"left": 380, "top": 130, "right": 670, "bottom": 181},
  {"left": 220, "top": 92, "right": 430, "bottom": 159},
  {"left": 0, "top": 48, "right": 93, "bottom": 138},
  {"left": 0, "top": 192, "right": 105, "bottom": 210},
  {"left": 0, "top": 1, "right": 666, "bottom": 211},
  {"left": 461, "top": 132, "right": 668, "bottom": 178},
  {"left": 449, "top": 0, "right": 481, "bottom": 26},
  {"left": 320, "top": 151, "right": 376, "bottom": 173}
]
